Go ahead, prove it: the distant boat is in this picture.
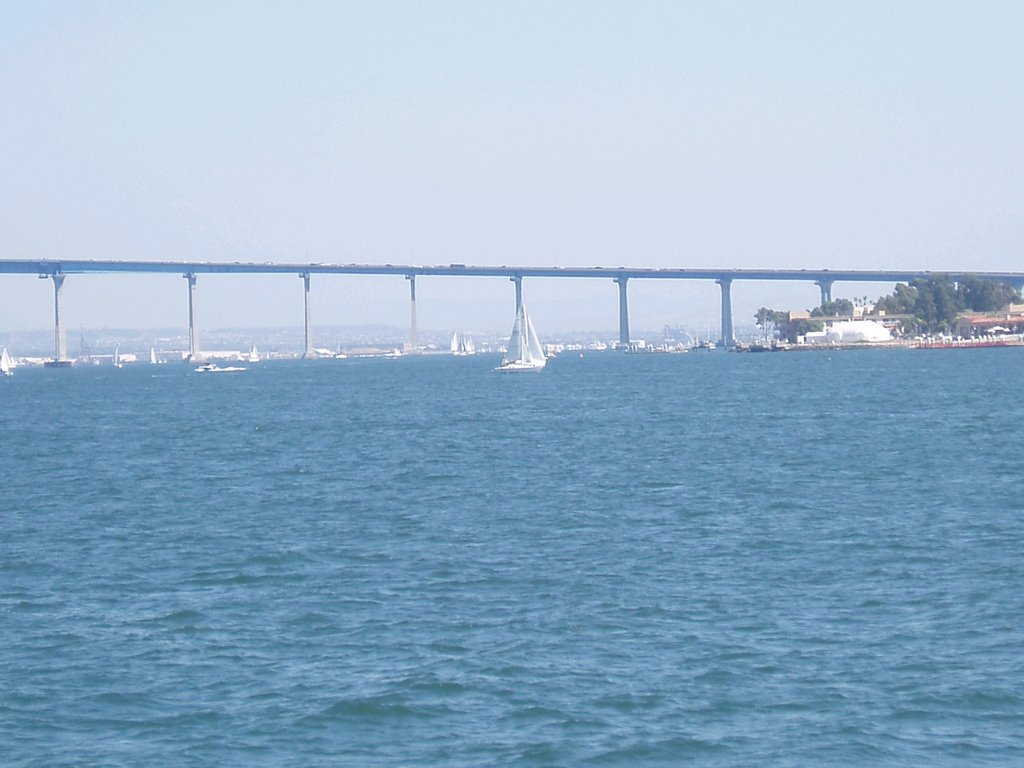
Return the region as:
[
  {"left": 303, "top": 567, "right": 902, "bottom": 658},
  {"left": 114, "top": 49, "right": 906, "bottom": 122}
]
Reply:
[
  {"left": 495, "top": 304, "right": 546, "bottom": 372},
  {"left": 451, "top": 332, "right": 476, "bottom": 356},
  {"left": 1, "top": 347, "right": 12, "bottom": 376},
  {"left": 113, "top": 344, "right": 123, "bottom": 368},
  {"left": 149, "top": 347, "right": 158, "bottom": 365},
  {"left": 249, "top": 345, "right": 260, "bottom": 363},
  {"left": 195, "top": 362, "right": 247, "bottom": 373}
]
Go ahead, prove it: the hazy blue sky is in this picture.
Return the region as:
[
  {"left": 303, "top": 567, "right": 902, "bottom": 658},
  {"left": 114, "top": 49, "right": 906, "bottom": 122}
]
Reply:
[{"left": 2, "top": 1, "right": 1021, "bottom": 336}]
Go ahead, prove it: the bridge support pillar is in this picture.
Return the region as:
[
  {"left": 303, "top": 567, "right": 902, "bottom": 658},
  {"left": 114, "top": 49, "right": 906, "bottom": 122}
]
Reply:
[
  {"left": 816, "top": 279, "right": 834, "bottom": 307},
  {"left": 301, "top": 273, "right": 313, "bottom": 358},
  {"left": 614, "top": 276, "right": 630, "bottom": 347},
  {"left": 511, "top": 275, "right": 523, "bottom": 312},
  {"left": 717, "top": 278, "right": 734, "bottom": 349},
  {"left": 406, "top": 274, "right": 418, "bottom": 353},
  {"left": 184, "top": 273, "right": 199, "bottom": 360},
  {"left": 48, "top": 274, "right": 68, "bottom": 362}
]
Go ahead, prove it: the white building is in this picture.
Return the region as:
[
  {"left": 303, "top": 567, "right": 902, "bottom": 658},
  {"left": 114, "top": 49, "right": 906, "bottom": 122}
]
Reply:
[{"left": 802, "top": 320, "right": 892, "bottom": 345}]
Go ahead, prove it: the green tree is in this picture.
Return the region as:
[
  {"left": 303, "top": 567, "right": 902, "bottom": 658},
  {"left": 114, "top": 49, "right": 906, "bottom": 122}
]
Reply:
[
  {"left": 790, "top": 318, "right": 823, "bottom": 342},
  {"left": 776, "top": 313, "right": 821, "bottom": 343},
  {"left": 812, "top": 298, "right": 854, "bottom": 317},
  {"left": 755, "top": 307, "right": 776, "bottom": 342},
  {"left": 958, "top": 274, "right": 1021, "bottom": 311},
  {"left": 872, "top": 275, "right": 1021, "bottom": 334}
]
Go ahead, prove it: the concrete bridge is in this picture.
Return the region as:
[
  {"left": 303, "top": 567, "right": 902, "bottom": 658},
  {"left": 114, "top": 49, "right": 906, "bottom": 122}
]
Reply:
[{"left": 2, "top": 259, "right": 1022, "bottom": 361}]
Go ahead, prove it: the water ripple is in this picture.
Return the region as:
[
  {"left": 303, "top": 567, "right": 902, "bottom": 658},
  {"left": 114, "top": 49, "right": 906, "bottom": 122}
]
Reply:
[{"left": 2, "top": 352, "right": 1024, "bottom": 765}]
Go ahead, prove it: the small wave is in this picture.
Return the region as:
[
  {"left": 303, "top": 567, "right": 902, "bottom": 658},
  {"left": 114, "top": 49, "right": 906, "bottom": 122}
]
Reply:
[
  {"left": 593, "top": 692, "right": 666, "bottom": 713},
  {"left": 309, "top": 695, "right": 444, "bottom": 723},
  {"left": 405, "top": 678, "right": 469, "bottom": 697},
  {"left": 506, "top": 704, "right": 572, "bottom": 722},
  {"left": 159, "top": 608, "right": 204, "bottom": 623},
  {"left": 133, "top": 609, "right": 209, "bottom": 632},
  {"left": 587, "top": 735, "right": 726, "bottom": 763}
]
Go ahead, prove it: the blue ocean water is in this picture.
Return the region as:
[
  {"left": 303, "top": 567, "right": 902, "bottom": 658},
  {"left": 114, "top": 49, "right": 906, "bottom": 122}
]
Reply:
[{"left": 2, "top": 349, "right": 1023, "bottom": 766}]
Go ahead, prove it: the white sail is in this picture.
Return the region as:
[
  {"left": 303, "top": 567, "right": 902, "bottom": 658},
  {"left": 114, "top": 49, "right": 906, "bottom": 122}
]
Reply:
[
  {"left": 497, "top": 305, "right": 546, "bottom": 371},
  {"left": 504, "top": 313, "right": 525, "bottom": 362},
  {"left": 149, "top": 347, "right": 157, "bottom": 364},
  {"left": 1, "top": 347, "right": 12, "bottom": 376},
  {"left": 249, "top": 345, "right": 260, "bottom": 362},
  {"left": 525, "top": 314, "right": 545, "bottom": 362},
  {"left": 114, "top": 344, "right": 122, "bottom": 368},
  {"left": 452, "top": 331, "right": 475, "bottom": 355}
]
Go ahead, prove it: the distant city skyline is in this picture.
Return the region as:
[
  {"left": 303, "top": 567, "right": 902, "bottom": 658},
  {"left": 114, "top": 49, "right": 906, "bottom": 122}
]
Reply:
[{"left": 3, "top": 2, "right": 1021, "bottom": 333}]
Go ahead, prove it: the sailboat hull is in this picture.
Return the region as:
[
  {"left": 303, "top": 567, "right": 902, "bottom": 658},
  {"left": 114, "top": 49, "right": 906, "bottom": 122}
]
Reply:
[{"left": 494, "top": 360, "right": 546, "bottom": 372}]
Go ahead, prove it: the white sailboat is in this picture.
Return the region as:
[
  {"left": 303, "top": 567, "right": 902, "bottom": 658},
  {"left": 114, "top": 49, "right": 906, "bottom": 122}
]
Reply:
[
  {"left": 495, "top": 304, "right": 546, "bottom": 372},
  {"left": 113, "top": 344, "right": 123, "bottom": 368},
  {"left": 1, "top": 347, "right": 13, "bottom": 376},
  {"left": 451, "top": 332, "right": 476, "bottom": 356},
  {"left": 249, "top": 345, "right": 260, "bottom": 363},
  {"left": 149, "top": 347, "right": 158, "bottom": 365}
]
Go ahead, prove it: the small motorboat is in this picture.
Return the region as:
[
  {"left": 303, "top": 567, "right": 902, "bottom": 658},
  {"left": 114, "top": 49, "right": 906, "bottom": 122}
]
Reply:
[{"left": 195, "top": 362, "right": 247, "bottom": 373}]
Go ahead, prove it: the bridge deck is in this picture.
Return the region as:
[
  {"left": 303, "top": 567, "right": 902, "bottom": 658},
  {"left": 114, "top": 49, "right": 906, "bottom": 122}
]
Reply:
[{"left": 1, "top": 259, "right": 1021, "bottom": 284}]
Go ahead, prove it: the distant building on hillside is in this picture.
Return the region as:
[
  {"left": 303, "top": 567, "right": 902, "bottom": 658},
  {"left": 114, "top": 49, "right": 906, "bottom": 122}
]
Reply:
[{"left": 956, "top": 305, "right": 1024, "bottom": 337}]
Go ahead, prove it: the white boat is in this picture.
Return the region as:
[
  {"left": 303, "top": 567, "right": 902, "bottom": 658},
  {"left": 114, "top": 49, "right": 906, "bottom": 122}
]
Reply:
[
  {"left": 149, "top": 347, "right": 158, "bottom": 365},
  {"left": 249, "top": 345, "right": 260, "bottom": 363},
  {"left": 195, "top": 362, "right": 247, "bottom": 373},
  {"left": 495, "top": 304, "right": 546, "bottom": 372},
  {"left": 451, "top": 332, "right": 476, "bottom": 356},
  {"left": 113, "top": 344, "right": 123, "bottom": 368},
  {"left": 1, "top": 347, "right": 13, "bottom": 376}
]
